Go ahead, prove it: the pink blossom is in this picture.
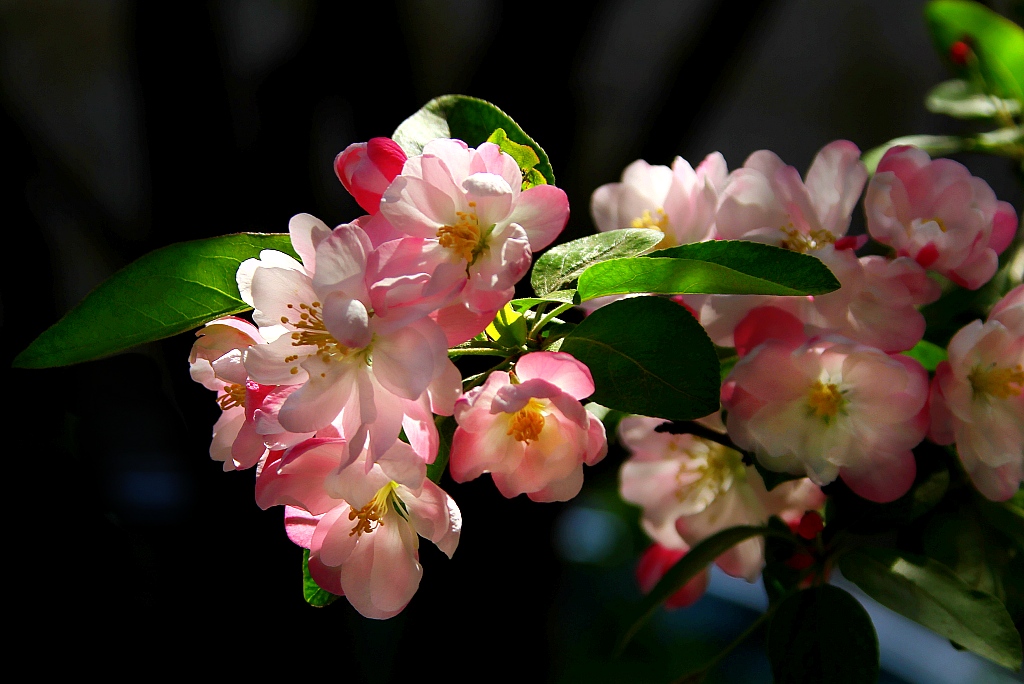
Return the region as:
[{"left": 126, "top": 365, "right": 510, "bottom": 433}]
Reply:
[
  {"left": 636, "top": 543, "right": 709, "bottom": 609},
  {"left": 618, "top": 415, "right": 824, "bottom": 581},
  {"left": 865, "top": 145, "right": 1017, "bottom": 289},
  {"left": 335, "top": 137, "right": 407, "bottom": 214},
  {"left": 714, "top": 140, "right": 867, "bottom": 251},
  {"left": 723, "top": 335, "right": 929, "bottom": 503},
  {"left": 259, "top": 438, "right": 461, "bottom": 619},
  {"left": 590, "top": 153, "right": 727, "bottom": 248},
  {"left": 449, "top": 351, "right": 607, "bottom": 502},
  {"left": 237, "top": 217, "right": 460, "bottom": 464},
  {"left": 379, "top": 139, "right": 569, "bottom": 334},
  {"left": 929, "top": 285, "right": 1024, "bottom": 500},
  {"left": 189, "top": 317, "right": 280, "bottom": 470}
]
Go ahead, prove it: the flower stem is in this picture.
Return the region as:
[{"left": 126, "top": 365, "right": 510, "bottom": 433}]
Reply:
[{"left": 671, "top": 602, "right": 781, "bottom": 684}]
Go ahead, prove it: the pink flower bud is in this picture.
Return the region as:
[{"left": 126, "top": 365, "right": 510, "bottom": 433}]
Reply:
[
  {"left": 636, "top": 543, "right": 709, "bottom": 609},
  {"left": 334, "top": 137, "right": 407, "bottom": 213}
]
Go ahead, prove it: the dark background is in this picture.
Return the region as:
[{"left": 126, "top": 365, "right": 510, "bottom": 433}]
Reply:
[{"left": 4, "top": 1, "right": 1022, "bottom": 680}]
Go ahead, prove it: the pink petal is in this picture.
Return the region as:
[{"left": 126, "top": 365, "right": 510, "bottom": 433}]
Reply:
[
  {"left": 508, "top": 184, "right": 570, "bottom": 251},
  {"left": 514, "top": 351, "right": 595, "bottom": 400}
]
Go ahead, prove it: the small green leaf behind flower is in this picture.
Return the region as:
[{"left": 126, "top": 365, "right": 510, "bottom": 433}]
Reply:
[
  {"left": 302, "top": 549, "right": 340, "bottom": 607},
  {"left": 531, "top": 228, "right": 664, "bottom": 296},
  {"left": 486, "top": 128, "right": 547, "bottom": 190},
  {"left": 392, "top": 95, "right": 555, "bottom": 185}
]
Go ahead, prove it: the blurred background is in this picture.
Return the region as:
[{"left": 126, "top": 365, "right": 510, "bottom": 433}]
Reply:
[{"left": 3, "top": 0, "right": 1022, "bottom": 680}]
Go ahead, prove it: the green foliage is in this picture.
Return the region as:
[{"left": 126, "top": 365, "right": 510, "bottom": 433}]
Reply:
[
  {"left": 486, "top": 128, "right": 547, "bottom": 190},
  {"left": 926, "top": 79, "right": 1022, "bottom": 118},
  {"left": 861, "top": 135, "right": 970, "bottom": 174},
  {"left": 531, "top": 228, "right": 664, "bottom": 296},
  {"left": 302, "top": 549, "right": 340, "bottom": 607},
  {"left": 901, "top": 339, "right": 949, "bottom": 371},
  {"left": 510, "top": 289, "right": 580, "bottom": 311},
  {"left": 839, "top": 547, "right": 1023, "bottom": 670},
  {"left": 767, "top": 585, "right": 880, "bottom": 684},
  {"left": 584, "top": 240, "right": 841, "bottom": 298},
  {"left": 427, "top": 415, "right": 457, "bottom": 484},
  {"left": 925, "top": 0, "right": 1024, "bottom": 101},
  {"left": 392, "top": 95, "right": 555, "bottom": 185},
  {"left": 617, "top": 525, "right": 773, "bottom": 651},
  {"left": 560, "top": 296, "right": 720, "bottom": 421},
  {"left": 14, "top": 233, "right": 296, "bottom": 369}
]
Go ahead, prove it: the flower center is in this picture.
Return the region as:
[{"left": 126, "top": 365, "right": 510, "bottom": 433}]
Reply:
[
  {"left": 280, "top": 301, "right": 350, "bottom": 374},
  {"left": 928, "top": 216, "right": 948, "bottom": 233},
  {"left": 673, "top": 438, "right": 745, "bottom": 514},
  {"left": 779, "top": 224, "right": 835, "bottom": 253},
  {"left": 507, "top": 399, "right": 546, "bottom": 443},
  {"left": 969, "top": 363, "right": 1024, "bottom": 400},
  {"left": 217, "top": 383, "right": 246, "bottom": 411},
  {"left": 437, "top": 202, "right": 484, "bottom": 263},
  {"left": 631, "top": 208, "right": 669, "bottom": 232},
  {"left": 348, "top": 480, "right": 406, "bottom": 537},
  {"left": 807, "top": 380, "right": 845, "bottom": 422}
]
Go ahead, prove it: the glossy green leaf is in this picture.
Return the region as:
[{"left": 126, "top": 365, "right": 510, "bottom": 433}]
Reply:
[
  {"left": 510, "top": 289, "right": 579, "bottom": 311},
  {"left": 531, "top": 228, "right": 663, "bottom": 296},
  {"left": 923, "top": 509, "right": 1008, "bottom": 599},
  {"left": 618, "top": 525, "right": 771, "bottom": 651},
  {"left": 862, "top": 135, "right": 970, "bottom": 174},
  {"left": 14, "top": 233, "right": 296, "bottom": 369},
  {"left": 302, "top": 549, "right": 340, "bottom": 607},
  {"left": 901, "top": 339, "right": 949, "bottom": 372},
  {"left": 392, "top": 95, "right": 555, "bottom": 185},
  {"left": 560, "top": 296, "right": 720, "bottom": 420},
  {"left": 926, "top": 79, "right": 1022, "bottom": 118},
  {"left": 767, "top": 585, "right": 879, "bottom": 684},
  {"left": 839, "top": 547, "right": 1023, "bottom": 670},
  {"left": 925, "top": 0, "right": 1024, "bottom": 101},
  {"left": 427, "top": 415, "right": 457, "bottom": 484},
  {"left": 577, "top": 241, "right": 840, "bottom": 301}
]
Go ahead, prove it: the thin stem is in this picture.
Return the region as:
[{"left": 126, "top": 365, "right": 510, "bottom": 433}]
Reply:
[
  {"left": 654, "top": 420, "right": 744, "bottom": 454},
  {"left": 531, "top": 302, "right": 573, "bottom": 338},
  {"left": 671, "top": 602, "right": 780, "bottom": 684},
  {"left": 448, "top": 347, "right": 509, "bottom": 358},
  {"left": 462, "top": 356, "right": 515, "bottom": 391}
]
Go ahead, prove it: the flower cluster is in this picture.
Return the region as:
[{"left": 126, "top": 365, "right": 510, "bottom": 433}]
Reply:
[
  {"left": 188, "top": 136, "right": 617, "bottom": 618},
  {"left": 594, "top": 142, "right": 1020, "bottom": 599}
]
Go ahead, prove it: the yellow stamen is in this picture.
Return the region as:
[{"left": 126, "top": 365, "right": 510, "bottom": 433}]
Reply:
[
  {"left": 969, "top": 363, "right": 1024, "bottom": 400},
  {"left": 631, "top": 208, "right": 669, "bottom": 232},
  {"left": 348, "top": 481, "right": 404, "bottom": 537},
  {"left": 672, "top": 438, "right": 745, "bottom": 512},
  {"left": 280, "top": 301, "right": 350, "bottom": 367},
  {"left": 928, "top": 216, "right": 948, "bottom": 233},
  {"left": 780, "top": 224, "right": 835, "bottom": 253},
  {"left": 807, "top": 380, "right": 845, "bottom": 421},
  {"left": 438, "top": 209, "right": 483, "bottom": 263},
  {"left": 507, "top": 398, "right": 546, "bottom": 443},
  {"left": 217, "top": 383, "right": 246, "bottom": 411}
]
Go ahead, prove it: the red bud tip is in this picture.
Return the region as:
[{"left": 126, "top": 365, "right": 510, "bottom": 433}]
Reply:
[
  {"left": 949, "top": 40, "right": 971, "bottom": 66},
  {"left": 795, "top": 510, "right": 824, "bottom": 540}
]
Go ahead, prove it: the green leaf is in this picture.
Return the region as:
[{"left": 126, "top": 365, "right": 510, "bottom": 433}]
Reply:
[
  {"left": 617, "top": 525, "right": 771, "bottom": 651},
  {"left": 901, "top": 339, "right": 949, "bottom": 372},
  {"left": 392, "top": 95, "right": 555, "bottom": 185},
  {"left": 925, "top": 0, "right": 1024, "bottom": 101},
  {"left": 923, "top": 508, "right": 1008, "bottom": 599},
  {"left": 13, "top": 233, "right": 297, "bottom": 369},
  {"left": 577, "top": 241, "right": 840, "bottom": 301},
  {"left": 510, "top": 289, "right": 580, "bottom": 311},
  {"left": 531, "top": 228, "right": 664, "bottom": 296},
  {"left": 862, "top": 135, "right": 970, "bottom": 174},
  {"left": 767, "top": 585, "right": 880, "bottom": 684},
  {"left": 302, "top": 549, "right": 340, "bottom": 607},
  {"left": 427, "top": 415, "right": 457, "bottom": 484},
  {"left": 486, "top": 128, "right": 545, "bottom": 190},
  {"left": 839, "top": 547, "right": 1023, "bottom": 670},
  {"left": 560, "top": 296, "right": 720, "bottom": 420},
  {"left": 926, "top": 79, "right": 1022, "bottom": 118}
]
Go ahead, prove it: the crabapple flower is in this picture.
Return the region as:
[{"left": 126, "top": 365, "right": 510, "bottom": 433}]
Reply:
[
  {"left": 189, "top": 317, "right": 279, "bottom": 470},
  {"left": 929, "top": 285, "right": 1024, "bottom": 500},
  {"left": 258, "top": 438, "right": 461, "bottom": 619},
  {"left": 591, "top": 153, "right": 727, "bottom": 248},
  {"left": 714, "top": 140, "right": 867, "bottom": 251},
  {"left": 618, "top": 415, "right": 824, "bottom": 581},
  {"left": 238, "top": 217, "right": 460, "bottom": 464},
  {"left": 865, "top": 145, "right": 1017, "bottom": 289},
  {"left": 380, "top": 138, "right": 569, "bottom": 335},
  {"left": 636, "top": 543, "right": 709, "bottom": 609},
  {"left": 335, "top": 137, "right": 407, "bottom": 214},
  {"left": 723, "top": 334, "right": 929, "bottom": 503},
  {"left": 449, "top": 351, "right": 607, "bottom": 502}
]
